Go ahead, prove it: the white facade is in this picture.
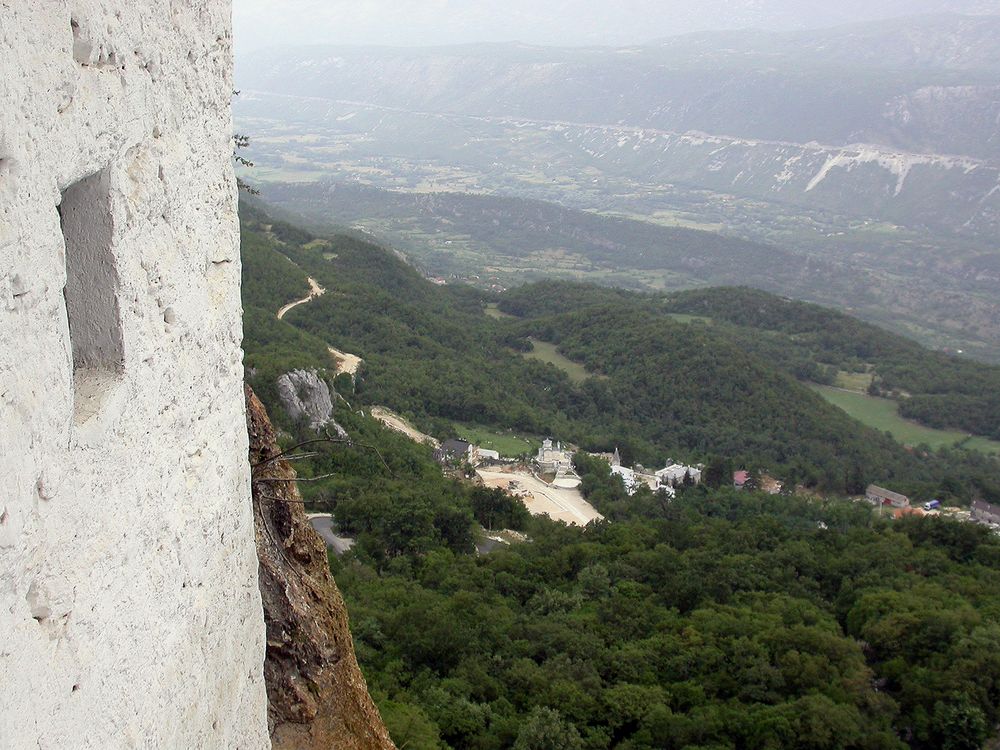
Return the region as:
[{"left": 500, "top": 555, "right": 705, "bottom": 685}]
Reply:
[
  {"left": 866, "top": 484, "right": 910, "bottom": 509},
  {"left": 537, "top": 438, "right": 574, "bottom": 474},
  {"left": 0, "top": 2, "right": 269, "bottom": 747},
  {"left": 656, "top": 463, "right": 702, "bottom": 487},
  {"left": 611, "top": 465, "right": 676, "bottom": 497},
  {"left": 611, "top": 465, "right": 641, "bottom": 494}
]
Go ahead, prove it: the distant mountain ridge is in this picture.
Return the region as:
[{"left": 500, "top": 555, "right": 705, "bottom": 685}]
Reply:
[
  {"left": 236, "top": 1, "right": 1000, "bottom": 51},
  {"left": 237, "top": 14, "right": 1000, "bottom": 241},
  {"left": 235, "top": 13, "right": 1000, "bottom": 362},
  {"left": 650, "top": 13, "right": 1000, "bottom": 71},
  {"left": 239, "top": 15, "right": 1000, "bottom": 158}
]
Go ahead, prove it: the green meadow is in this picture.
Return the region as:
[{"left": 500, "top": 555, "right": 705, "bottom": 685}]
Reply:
[{"left": 812, "top": 385, "right": 1000, "bottom": 456}]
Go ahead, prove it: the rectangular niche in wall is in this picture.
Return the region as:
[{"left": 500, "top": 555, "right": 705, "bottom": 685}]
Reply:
[{"left": 59, "top": 168, "right": 124, "bottom": 423}]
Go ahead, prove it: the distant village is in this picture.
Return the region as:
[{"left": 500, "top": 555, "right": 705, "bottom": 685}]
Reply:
[
  {"left": 428, "top": 429, "right": 1000, "bottom": 534},
  {"left": 599, "top": 446, "right": 702, "bottom": 497},
  {"left": 434, "top": 435, "right": 706, "bottom": 526},
  {"left": 436, "top": 436, "right": 704, "bottom": 493}
]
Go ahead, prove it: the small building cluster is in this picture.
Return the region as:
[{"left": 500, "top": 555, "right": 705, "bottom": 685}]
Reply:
[
  {"left": 607, "top": 448, "right": 702, "bottom": 497},
  {"left": 657, "top": 461, "right": 704, "bottom": 488},
  {"left": 972, "top": 499, "right": 1000, "bottom": 527},
  {"left": 734, "top": 471, "right": 784, "bottom": 494},
  {"left": 610, "top": 463, "right": 659, "bottom": 496},
  {"left": 536, "top": 439, "right": 575, "bottom": 474},
  {"left": 435, "top": 439, "right": 473, "bottom": 465},
  {"left": 862, "top": 484, "right": 1000, "bottom": 528},
  {"left": 435, "top": 439, "right": 502, "bottom": 467}
]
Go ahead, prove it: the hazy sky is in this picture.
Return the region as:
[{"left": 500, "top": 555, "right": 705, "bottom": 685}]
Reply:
[{"left": 233, "top": 0, "right": 1000, "bottom": 53}]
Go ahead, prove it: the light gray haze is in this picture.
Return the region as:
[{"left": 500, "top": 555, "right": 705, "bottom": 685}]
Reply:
[{"left": 234, "top": 0, "right": 1000, "bottom": 53}]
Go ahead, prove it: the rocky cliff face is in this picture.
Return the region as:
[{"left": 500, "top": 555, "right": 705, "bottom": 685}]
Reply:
[
  {"left": 1, "top": 2, "right": 269, "bottom": 745},
  {"left": 245, "top": 385, "right": 396, "bottom": 750},
  {"left": 276, "top": 369, "right": 348, "bottom": 435}
]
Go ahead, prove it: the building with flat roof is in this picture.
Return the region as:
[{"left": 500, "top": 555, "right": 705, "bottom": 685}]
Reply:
[
  {"left": 867, "top": 485, "right": 910, "bottom": 509},
  {"left": 656, "top": 462, "right": 702, "bottom": 488}
]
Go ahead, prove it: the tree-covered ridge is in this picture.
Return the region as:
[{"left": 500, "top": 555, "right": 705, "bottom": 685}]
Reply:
[
  {"left": 238, "top": 204, "right": 1000, "bottom": 749},
  {"left": 511, "top": 302, "right": 910, "bottom": 489},
  {"left": 240, "top": 201, "right": 577, "bottom": 437},
  {"left": 240, "top": 205, "right": 999, "bottom": 501},
  {"left": 661, "top": 287, "right": 1000, "bottom": 440},
  {"left": 501, "top": 282, "right": 1000, "bottom": 442}
]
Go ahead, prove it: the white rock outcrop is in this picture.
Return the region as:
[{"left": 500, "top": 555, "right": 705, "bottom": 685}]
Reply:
[
  {"left": 276, "top": 369, "right": 347, "bottom": 435},
  {"left": 0, "top": 2, "right": 269, "bottom": 747}
]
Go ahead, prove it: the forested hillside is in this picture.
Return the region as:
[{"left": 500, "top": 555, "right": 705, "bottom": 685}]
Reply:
[
  {"left": 239, "top": 204, "right": 1000, "bottom": 749},
  {"left": 338, "top": 465, "right": 1000, "bottom": 750},
  {"left": 240, "top": 203, "right": 1000, "bottom": 501},
  {"left": 662, "top": 288, "right": 1000, "bottom": 440},
  {"left": 236, "top": 12, "right": 1000, "bottom": 362}
]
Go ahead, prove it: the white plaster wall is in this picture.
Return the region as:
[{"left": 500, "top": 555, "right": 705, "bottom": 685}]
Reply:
[{"left": 0, "top": 2, "right": 269, "bottom": 747}]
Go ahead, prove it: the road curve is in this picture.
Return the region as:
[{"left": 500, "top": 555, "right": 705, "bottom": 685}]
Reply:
[{"left": 277, "top": 277, "right": 325, "bottom": 320}]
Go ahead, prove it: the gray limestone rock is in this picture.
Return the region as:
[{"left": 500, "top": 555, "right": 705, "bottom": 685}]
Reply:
[{"left": 277, "top": 370, "right": 347, "bottom": 437}]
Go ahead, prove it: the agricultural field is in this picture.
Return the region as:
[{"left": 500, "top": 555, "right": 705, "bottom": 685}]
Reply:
[
  {"left": 521, "top": 339, "right": 594, "bottom": 384},
  {"left": 484, "top": 303, "right": 515, "bottom": 320},
  {"left": 453, "top": 424, "right": 537, "bottom": 458},
  {"left": 811, "top": 385, "right": 1000, "bottom": 456},
  {"left": 833, "top": 370, "right": 874, "bottom": 393},
  {"left": 667, "top": 313, "right": 713, "bottom": 326}
]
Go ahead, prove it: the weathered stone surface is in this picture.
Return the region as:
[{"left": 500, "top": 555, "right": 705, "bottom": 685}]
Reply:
[
  {"left": 246, "top": 385, "right": 397, "bottom": 750},
  {"left": 0, "top": 2, "right": 268, "bottom": 746},
  {"left": 276, "top": 368, "right": 346, "bottom": 434}
]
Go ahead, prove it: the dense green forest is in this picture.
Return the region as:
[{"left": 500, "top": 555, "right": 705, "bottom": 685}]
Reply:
[
  {"left": 244, "top": 365, "right": 1000, "bottom": 750},
  {"left": 336, "top": 458, "right": 1000, "bottom": 750},
  {"left": 239, "top": 203, "right": 1000, "bottom": 749},
  {"left": 241, "top": 203, "right": 999, "bottom": 501},
  {"left": 660, "top": 288, "right": 1000, "bottom": 441}
]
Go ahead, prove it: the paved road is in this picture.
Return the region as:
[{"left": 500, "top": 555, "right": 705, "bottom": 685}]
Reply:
[{"left": 308, "top": 514, "right": 355, "bottom": 555}]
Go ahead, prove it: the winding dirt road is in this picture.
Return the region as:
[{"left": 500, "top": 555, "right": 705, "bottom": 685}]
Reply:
[
  {"left": 276, "top": 277, "right": 325, "bottom": 320},
  {"left": 371, "top": 407, "right": 439, "bottom": 447},
  {"left": 275, "top": 276, "right": 366, "bottom": 378}
]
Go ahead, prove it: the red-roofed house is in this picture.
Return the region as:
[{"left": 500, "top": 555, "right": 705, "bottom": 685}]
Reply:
[{"left": 734, "top": 470, "right": 750, "bottom": 489}]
